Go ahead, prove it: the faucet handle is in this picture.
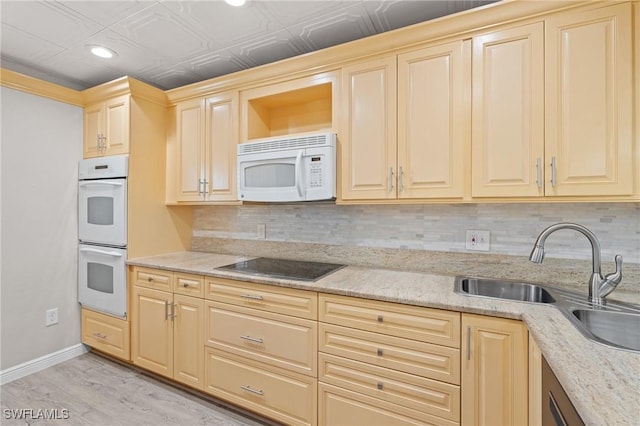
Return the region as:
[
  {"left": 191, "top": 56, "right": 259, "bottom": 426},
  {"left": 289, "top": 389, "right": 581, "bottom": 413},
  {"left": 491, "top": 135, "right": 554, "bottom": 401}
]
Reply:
[{"left": 599, "top": 255, "right": 623, "bottom": 299}]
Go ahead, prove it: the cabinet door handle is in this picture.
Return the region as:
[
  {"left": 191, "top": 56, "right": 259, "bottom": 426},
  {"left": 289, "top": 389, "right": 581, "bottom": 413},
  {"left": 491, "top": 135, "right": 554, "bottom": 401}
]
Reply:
[
  {"left": 551, "top": 156, "right": 557, "bottom": 187},
  {"left": 164, "top": 300, "right": 169, "bottom": 320},
  {"left": 398, "top": 166, "right": 404, "bottom": 192},
  {"left": 240, "top": 385, "right": 264, "bottom": 396},
  {"left": 377, "top": 315, "right": 384, "bottom": 323},
  {"left": 389, "top": 168, "right": 394, "bottom": 192},
  {"left": 466, "top": 326, "right": 471, "bottom": 361},
  {"left": 536, "top": 158, "right": 542, "bottom": 188},
  {"left": 171, "top": 303, "right": 176, "bottom": 320},
  {"left": 240, "top": 335, "right": 264, "bottom": 344},
  {"left": 240, "top": 294, "right": 264, "bottom": 301},
  {"left": 377, "top": 348, "right": 383, "bottom": 356},
  {"left": 93, "top": 332, "right": 107, "bottom": 339}
]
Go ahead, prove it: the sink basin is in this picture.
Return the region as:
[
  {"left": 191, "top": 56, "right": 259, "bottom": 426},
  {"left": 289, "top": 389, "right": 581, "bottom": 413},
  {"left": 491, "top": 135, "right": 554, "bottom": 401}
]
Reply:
[
  {"left": 455, "top": 277, "right": 556, "bottom": 304},
  {"left": 571, "top": 309, "right": 640, "bottom": 352}
]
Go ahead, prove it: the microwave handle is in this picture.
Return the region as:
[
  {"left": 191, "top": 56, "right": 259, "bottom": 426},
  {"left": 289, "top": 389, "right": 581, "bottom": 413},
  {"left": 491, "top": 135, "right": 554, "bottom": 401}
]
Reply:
[
  {"left": 79, "top": 181, "right": 124, "bottom": 187},
  {"left": 295, "top": 150, "right": 304, "bottom": 197},
  {"left": 79, "top": 247, "right": 123, "bottom": 257}
]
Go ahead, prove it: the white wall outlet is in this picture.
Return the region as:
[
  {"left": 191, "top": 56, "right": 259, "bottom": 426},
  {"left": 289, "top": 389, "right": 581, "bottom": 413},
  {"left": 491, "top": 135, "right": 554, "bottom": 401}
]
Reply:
[
  {"left": 465, "top": 230, "right": 490, "bottom": 252},
  {"left": 45, "top": 308, "right": 59, "bottom": 327},
  {"left": 256, "top": 223, "right": 266, "bottom": 240}
]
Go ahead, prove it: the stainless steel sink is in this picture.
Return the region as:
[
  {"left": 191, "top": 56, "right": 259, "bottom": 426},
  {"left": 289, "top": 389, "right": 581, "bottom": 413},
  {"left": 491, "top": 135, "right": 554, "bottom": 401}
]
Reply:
[
  {"left": 570, "top": 309, "right": 640, "bottom": 352},
  {"left": 455, "top": 277, "right": 556, "bottom": 304}
]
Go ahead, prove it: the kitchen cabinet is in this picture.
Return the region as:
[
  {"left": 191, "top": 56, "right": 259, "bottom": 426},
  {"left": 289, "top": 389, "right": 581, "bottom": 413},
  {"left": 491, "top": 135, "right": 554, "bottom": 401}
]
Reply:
[
  {"left": 461, "top": 313, "right": 528, "bottom": 426},
  {"left": 341, "top": 40, "right": 469, "bottom": 201},
  {"left": 167, "top": 91, "right": 238, "bottom": 203},
  {"left": 471, "top": 22, "right": 544, "bottom": 198},
  {"left": 318, "top": 294, "right": 461, "bottom": 425},
  {"left": 83, "top": 94, "right": 130, "bottom": 158},
  {"left": 204, "top": 276, "right": 318, "bottom": 425},
  {"left": 81, "top": 307, "right": 130, "bottom": 360},
  {"left": 473, "top": 3, "right": 634, "bottom": 199},
  {"left": 131, "top": 267, "right": 205, "bottom": 390},
  {"left": 544, "top": 3, "right": 633, "bottom": 197}
]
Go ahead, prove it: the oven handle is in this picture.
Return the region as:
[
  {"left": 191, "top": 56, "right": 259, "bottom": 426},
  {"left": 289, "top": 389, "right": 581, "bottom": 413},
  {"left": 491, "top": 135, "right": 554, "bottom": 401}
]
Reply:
[
  {"left": 295, "top": 150, "right": 303, "bottom": 197},
  {"left": 79, "top": 247, "right": 123, "bottom": 257},
  {"left": 79, "top": 181, "right": 124, "bottom": 187}
]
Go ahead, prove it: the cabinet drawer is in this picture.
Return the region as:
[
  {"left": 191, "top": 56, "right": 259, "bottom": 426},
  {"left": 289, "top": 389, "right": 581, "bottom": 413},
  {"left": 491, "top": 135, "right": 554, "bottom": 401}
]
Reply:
[
  {"left": 320, "top": 323, "right": 460, "bottom": 385},
  {"left": 174, "top": 272, "right": 204, "bottom": 297},
  {"left": 319, "top": 353, "right": 460, "bottom": 422},
  {"left": 319, "top": 383, "right": 459, "bottom": 426},
  {"left": 205, "top": 302, "right": 317, "bottom": 376},
  {"left": 131, "top": 266, "right": 173, "bottom": 291},
  {"left": 81, "top": 308, "right": 130, "bottom": 360},
  {"left": 320, "top": 293, "right": 460, "bottom": 348},
  {"left": 205, "top": 348, "right": 317, "bottom": 426},
  {"left": 206, "top": 277, "right": 317, "bottom": 320}
]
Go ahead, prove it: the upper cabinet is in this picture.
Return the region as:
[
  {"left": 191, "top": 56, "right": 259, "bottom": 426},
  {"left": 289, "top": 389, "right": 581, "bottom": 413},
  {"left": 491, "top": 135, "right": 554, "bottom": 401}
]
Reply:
[
  {"left": 472, "top": 3, "right": 634, "bottom": 199},
  {"left": 240, "top": 72, "right": 339, "bottom": 142},
  {"left": 471, "top": 23, "right": 544, "bottom": 198},
  {"left": 545, "top": 3, "right": 633, "bottom": 197},
  {"left": 341, "top": 41, "right": 469, "bottom": 201},
  {"left": 166, "top": 91, "right": 238, "bottom": 203},
  {"left": 83, "top": 94, "right": 130, "bottom": 158}
]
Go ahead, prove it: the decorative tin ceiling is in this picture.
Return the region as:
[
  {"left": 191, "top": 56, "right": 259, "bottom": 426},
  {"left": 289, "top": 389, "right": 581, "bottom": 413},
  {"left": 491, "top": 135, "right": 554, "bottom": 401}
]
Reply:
[{"left": 1, "top": 1, "right": 495, "bottom": 90}]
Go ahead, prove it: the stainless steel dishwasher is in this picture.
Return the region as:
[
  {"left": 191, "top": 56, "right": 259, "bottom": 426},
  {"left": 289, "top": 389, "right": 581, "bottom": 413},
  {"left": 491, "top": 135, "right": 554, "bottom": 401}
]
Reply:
[{"left": 542, "top": 356, "right": 584, "bottom": 426}]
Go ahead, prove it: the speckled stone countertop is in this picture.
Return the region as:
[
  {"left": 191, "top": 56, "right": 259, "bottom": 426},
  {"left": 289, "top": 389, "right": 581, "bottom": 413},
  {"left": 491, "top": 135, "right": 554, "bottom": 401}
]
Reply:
[{"left": 128, "top": 251, "right": 640, "bottom": 425}]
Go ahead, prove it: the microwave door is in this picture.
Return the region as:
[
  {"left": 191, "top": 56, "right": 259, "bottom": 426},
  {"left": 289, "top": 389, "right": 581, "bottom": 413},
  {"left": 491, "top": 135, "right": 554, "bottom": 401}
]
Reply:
[{"left": 239, "top": 148, "right": 305, "bottom": 202}]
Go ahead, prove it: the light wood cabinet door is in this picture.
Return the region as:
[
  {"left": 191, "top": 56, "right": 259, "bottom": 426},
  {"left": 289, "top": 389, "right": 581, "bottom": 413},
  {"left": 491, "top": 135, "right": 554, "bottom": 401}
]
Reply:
[
  {"left": 173, "top": 294, "right": 204, "bottom": 390},
  {"left": 205, "top": 348, "right": 317, "bottom": 426},
  {"left": 397, "top": 40, "right": 469, "bottom": 199},
  {"left": 319, "top": 382, "right": 457, "bottom": 426},
  {"left": 131, "top": 286, "right": 174, "bottom": 378},
  {"left": 175, "top": 98, "right": 206, "bottom": 201},
  {"left": 81, "top": 308, "right": 130, "bottom": 360},
  {"left": 204, "top": 91, "right": 238, "bottom": 201},
  {"left": 340, "top": 55, "right": 397, "bottom": 200},
  {"left": 545, "top": 3, "right": 633, "bottom": 196},
  {"left": 461, "top": 313, "right": 528, "bottom": 426},
  {"left": 83, "top": 95, "right": 130, "bottom": 158},
  {"left": 471, "top": 22, "right": 544, "bottom": 197}
]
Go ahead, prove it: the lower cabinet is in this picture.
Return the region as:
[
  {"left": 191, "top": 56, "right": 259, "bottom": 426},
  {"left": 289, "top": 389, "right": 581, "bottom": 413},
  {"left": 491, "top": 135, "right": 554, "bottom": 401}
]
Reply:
[
  {"left": 130, "top": 270, "right": 205, "bottom": 390},
  {"left": 205, "top": 348, "right": 317, "bottom": 426},
  {"left": 81, "top": 307, "right": 130, "bottom": 360},
  {"left": 461, "top": 313, "right": 529, "bottom": 426},
  {"left": 123, "top": 269, "right": 533, "bottom": 426}
]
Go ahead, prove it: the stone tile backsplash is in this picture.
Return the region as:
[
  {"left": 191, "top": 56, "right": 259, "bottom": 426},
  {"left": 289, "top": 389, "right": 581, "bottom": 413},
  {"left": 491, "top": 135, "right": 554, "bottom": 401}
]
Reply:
[{"left": 193, "top": 202, "right": 640, "bottom": 264}]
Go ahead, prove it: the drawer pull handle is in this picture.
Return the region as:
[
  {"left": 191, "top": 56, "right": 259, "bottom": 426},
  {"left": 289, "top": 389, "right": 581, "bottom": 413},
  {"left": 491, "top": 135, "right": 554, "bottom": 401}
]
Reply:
[
  {"left": 240, "top": 385, "right": 264, "bottom": 396},
  {"left": 377, "top": 315, "right": 384, "bottom": 323},
  {"left": 147, "top": 277, "right": 154, "bottom": 282},
  {"left": 240, "top": 335, "right": 264, "bottom": 344},
  {"left": 93, "top": 332, "right": 107, "bottom": 339},
  {"left": 377, "top": 382, "right": 384, "bottom": 390},
  {"left": 377, "top": 348, "right": 383, "bottom": 356},
  {"left": 182, "top": 282, "right": 191, "bottom": 288},
  {"left": 241, "top": 294, "right": 264, "bottom": 301}
]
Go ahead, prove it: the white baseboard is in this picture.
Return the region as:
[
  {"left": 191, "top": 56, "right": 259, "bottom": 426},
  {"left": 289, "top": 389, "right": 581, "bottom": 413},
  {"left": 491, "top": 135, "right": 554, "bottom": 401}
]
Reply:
[{"left": 0, "top": 343, "right": 89, "bottom": 385}]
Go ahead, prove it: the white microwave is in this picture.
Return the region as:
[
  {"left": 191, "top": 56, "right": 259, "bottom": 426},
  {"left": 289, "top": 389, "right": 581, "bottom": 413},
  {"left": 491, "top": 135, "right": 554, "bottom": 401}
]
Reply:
[{"left": 238, "top": 132, "right": 336, "bottom": 202}]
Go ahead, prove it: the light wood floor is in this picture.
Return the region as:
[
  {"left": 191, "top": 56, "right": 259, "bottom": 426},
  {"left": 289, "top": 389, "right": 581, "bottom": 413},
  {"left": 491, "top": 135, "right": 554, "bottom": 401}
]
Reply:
[{"left": 0, "top": 352, "right": 274, "bottom": 425}]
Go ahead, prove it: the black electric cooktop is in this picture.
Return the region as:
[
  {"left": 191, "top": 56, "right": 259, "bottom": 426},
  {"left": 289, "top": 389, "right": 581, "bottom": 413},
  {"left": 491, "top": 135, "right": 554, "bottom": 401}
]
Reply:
[{"left": 216, "top": 257, "right": 345, "bottom": 282}]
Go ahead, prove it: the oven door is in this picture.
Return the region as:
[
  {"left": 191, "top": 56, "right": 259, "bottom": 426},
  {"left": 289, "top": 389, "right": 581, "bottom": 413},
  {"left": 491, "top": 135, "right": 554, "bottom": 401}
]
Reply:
[
  {"left": 78, "top": 178, "right": 127, "bottom": 246},
  {"left": 78, "top": 244, "right": 127, "bottom": 318}
]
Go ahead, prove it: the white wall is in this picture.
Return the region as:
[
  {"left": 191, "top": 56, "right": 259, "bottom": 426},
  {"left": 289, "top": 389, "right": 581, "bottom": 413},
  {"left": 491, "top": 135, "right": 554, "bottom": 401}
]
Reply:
[{"left": 1, "top": 87, "right": 82, "bottom": 370}]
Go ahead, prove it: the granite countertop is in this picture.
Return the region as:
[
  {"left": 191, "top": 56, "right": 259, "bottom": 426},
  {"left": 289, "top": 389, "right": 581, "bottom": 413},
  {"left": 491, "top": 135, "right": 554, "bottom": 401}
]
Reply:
[{"left": 128, "top": 251, "right": 640, "bottom": 425}]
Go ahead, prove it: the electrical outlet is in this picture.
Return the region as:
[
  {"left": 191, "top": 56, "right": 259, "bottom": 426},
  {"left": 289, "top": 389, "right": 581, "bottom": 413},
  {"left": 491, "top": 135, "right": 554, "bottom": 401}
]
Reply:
[
  {"left": 465, "top": 230, "right": 490, "bottom": 252},
  {"left": 45, "top": 308, "right": 58, "bottom": 327},
  {"left": 256, "top": 223, "right": 266, "bottom": 240}
]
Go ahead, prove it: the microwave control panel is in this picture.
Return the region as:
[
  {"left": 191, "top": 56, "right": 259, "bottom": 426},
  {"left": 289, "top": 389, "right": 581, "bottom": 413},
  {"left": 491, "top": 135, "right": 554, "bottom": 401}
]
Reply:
[{"left": 308, "top": 156, "right": 323, "bottom": 188}]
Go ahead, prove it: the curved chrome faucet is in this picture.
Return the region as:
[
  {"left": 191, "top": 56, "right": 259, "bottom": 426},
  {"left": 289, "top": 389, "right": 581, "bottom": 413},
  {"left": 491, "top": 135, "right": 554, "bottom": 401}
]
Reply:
[{"left": 529, "top": 222, "right": 623, "bottom": 305}]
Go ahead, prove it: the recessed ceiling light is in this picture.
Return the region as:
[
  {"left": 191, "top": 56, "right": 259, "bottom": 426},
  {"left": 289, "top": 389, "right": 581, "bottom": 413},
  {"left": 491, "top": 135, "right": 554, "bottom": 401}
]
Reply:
[
  {"left": 224, "top": 0, "right": 246, "bottom": 6},
  {"left": 89, "top": 45, "right": 118, "bottom": 59}
]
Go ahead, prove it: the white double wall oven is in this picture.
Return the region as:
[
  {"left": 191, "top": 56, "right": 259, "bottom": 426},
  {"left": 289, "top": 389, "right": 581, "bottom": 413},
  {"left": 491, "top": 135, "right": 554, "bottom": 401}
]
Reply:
[{"left": 78, "top": 155, "right": 128, "bottom": 318}]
